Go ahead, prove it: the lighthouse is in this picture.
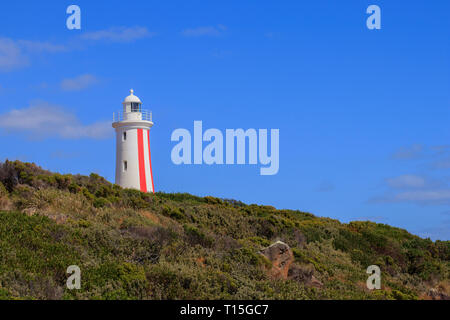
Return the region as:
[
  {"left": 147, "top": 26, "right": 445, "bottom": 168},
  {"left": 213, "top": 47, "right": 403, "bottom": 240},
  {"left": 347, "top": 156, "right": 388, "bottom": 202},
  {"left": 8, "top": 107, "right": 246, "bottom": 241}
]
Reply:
[{"left": 112, "top": 89, "right": 155, "bottom": 193}]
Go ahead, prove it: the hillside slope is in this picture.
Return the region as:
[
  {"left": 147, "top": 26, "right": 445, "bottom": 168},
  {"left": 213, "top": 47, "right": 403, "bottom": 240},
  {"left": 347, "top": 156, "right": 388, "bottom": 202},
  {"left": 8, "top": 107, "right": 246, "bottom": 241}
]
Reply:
[{"left": 0, "top": 160, "right": 448, "bottom": 300}]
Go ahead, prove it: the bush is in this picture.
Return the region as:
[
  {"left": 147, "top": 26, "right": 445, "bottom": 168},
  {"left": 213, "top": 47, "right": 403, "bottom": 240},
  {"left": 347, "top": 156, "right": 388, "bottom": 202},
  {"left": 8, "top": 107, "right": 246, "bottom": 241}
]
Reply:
[
  {"left": 0, "top": 288, "right": 10, "bottom": 300},
  {"left": 0, "top": 160, "right": 447, "bottom": 300},
  {"left": 93, "top": 197, "right": 109, "bottom": 208},
  {"left": 0, "top": 160, "right": 19, "bottom": 192},
  {"left": 205, "top": 196, "right": 222, "bottom": 205},
  {"left": 184, "top": 224, "right": 214, "bottom": 248},
  {"left": 162, "top": 205, "right": 185, "bottom": 221},
  {"left": 0, "top": 181, "right": 7, "bottom": 197},
  {"left": 68, "top": 183, "right": 81, "bottom": 194}
]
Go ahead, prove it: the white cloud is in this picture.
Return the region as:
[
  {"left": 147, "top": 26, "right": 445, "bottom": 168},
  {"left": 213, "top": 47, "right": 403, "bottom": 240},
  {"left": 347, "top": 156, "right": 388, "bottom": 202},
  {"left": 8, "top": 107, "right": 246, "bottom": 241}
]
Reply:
[
  {"left": 51, "top": 150, "right": 81, "bottom": 159},
  {"left": 0, "top": 102, "right": 111, "bottom": 140},
  {"left": 392, "top": 144, "right": 450, "bottom": 164},
  {"left": 60, "top": 74, "right": 99, "bottom": 91},
  {"left": 81, "top": 26, "right": 154, "bottom": 42},
  {"left": 0, "top": 27, "right": 153, "bottom": 72},
  {"left": 386, "top": 174, "right": 427, "bottom": 189},
  {"left": 0, "top": 38, "right": 69, "bottom": 72},
  {"left": 371, "top": 173, "right": 449, "bottom": 205},
  {"left": 352, "top": 216, "right": 386, "bottom": 222},
  {"left": 433, "top": 157, "right": 450, "bottom": 169},
  {"left": 0, "top": 37, "right": 29, "bottom": 71},
  {"left": 17, "top": 40, "right": 68, "bottom": 53},
  {"left": 391, "top": 144, "right": 423, "bottom": 160},
  {"left": 182, "top": 25, "right": 227, "bottom": 37},
  {"left": 370, "top": 189, "right": 450, "bottom": 205},
  {"left": 265, "top": 32, "right": 280, "bottom": 38},
  {"left": 391, "top": 190, "right": 450, "bottom": 204},
  {"left": 211, "top": 48, "right": 232, "bottom": 58},
  {"left": 430, "top": 145, "right": 450, "bottom": 155},
  {"left": 374, "top": 145, "right": 450, "bottom": 206},
  {"left": 415, "top": 220, "right": 450, "bottom": 240},
  {"left": 316, "top": 181, "right": 335, "bottom": 192}
]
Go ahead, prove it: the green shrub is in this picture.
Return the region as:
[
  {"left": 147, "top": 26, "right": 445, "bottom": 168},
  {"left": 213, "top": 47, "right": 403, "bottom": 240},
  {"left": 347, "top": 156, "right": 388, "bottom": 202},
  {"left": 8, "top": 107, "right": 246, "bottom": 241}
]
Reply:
[
  {"left": 0, "top": 160, "right": 448, "bottom": 300},
  {"left": 390, "top": 289, "right": 417, "bottom": 300},
  {"left": 184, "top": 224, "right": 214, "bottom": 248},
  {"left": 93, "top": 197, "right": 109, "bottom": 208},
  {"left": 162, "top": 205, "right": 185, "bottom": 221},
  {"left": 68, "top": 183, "right": 81, "bottom": 194},
  {"left": 78, "top": 219, "right": 91, "bottom": 228},
  {"left": 0, "top": 288, "right": 10, "bottom": 300},
  {"left": 205, "top": 196, "right": 222, "bottom": 205},
  {"left": 81, "top": 187, "right": 95, "bottom": 202},
  {"left": 156, "top": 192, "right": 205, "bottom": 204},
  {"left": 0, "top": 181, "right": 7, "bottom": 197}
]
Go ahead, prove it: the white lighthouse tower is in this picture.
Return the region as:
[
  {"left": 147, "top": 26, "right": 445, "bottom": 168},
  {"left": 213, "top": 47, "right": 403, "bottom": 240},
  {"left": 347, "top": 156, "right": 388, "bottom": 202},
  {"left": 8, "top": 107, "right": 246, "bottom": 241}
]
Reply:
[{"left": 112, "top": 89, "right": 155, "bottom": 193}]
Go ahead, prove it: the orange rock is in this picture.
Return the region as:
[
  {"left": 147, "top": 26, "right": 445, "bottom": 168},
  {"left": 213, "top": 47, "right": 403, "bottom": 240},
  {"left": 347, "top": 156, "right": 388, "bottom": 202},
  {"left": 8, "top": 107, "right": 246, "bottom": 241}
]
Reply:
[{"left": 260, "top": 241, "right": 294, "bottom": 279}]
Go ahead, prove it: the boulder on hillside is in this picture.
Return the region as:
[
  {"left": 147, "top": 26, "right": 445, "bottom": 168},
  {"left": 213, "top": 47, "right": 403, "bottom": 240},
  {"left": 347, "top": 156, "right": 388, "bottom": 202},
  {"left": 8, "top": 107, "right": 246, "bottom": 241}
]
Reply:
[
  {"left": 428, "top": 288, "right": 450, "bottom": 300},
  {"left": 288, "top": 264, "right": 323, "bottom": 288},
  {"left": 260, "top": 241, "right": 294, "bottom": 279}
]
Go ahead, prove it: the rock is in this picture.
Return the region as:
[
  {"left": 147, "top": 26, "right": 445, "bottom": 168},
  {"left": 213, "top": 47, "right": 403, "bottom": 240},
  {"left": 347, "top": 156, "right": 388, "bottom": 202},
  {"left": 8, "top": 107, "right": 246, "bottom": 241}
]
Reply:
[
  {"left": 287, "top": 264, "right": 323, "bottom": 288},
  {"left": 309, "top": 275, "right": 323, "bottom": 288},
  {"left": 293, "top": 230, "right": 306, "bottom": 248},
  {"left": 22, "top": 207, "right": 37, "bottom": 216},
  {"left": 0, "top": 196, "right": 12, "bottom": 211},
  {"left": 260, "top": 241, "right": 294, "bottom": 279},
  {"left": 288, "top": 263, "right": 313, "bottom": 282},
  {"left": 428, "top": 288, "right": 450, "bottom": 300}
]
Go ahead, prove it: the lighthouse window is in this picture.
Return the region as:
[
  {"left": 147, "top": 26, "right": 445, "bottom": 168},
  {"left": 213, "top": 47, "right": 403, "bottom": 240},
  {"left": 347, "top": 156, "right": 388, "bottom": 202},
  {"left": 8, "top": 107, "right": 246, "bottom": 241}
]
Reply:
[
  {"left": 123, "top": 161, "right": 128, "bottom": 171},
  {"left": 123, "top": 131, "right": 127, "bottom": 141},
  {"left": 131, "top": 102, "right": 141, "bottom": 112}
]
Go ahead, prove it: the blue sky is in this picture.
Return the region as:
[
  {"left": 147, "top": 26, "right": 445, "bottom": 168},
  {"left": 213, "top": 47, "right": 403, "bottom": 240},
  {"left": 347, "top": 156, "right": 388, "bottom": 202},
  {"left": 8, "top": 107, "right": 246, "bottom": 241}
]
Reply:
[{"left": 0, "top": 1, "right": 449, "bottom": 240}]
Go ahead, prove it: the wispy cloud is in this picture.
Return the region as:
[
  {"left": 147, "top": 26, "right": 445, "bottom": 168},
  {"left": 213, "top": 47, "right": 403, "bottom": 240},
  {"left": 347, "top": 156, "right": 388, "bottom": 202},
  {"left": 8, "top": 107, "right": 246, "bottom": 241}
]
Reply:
[
  {"left": 433, "top": 157, "right": 450, "bottom": 169},
  {"left": 0, "top": 37, "right": 69, "bottom": 72},
  {"left": 352, "top": 216, "right": 387, "bottom": 223},
  {"left": 60, "top": 74, "right": 99, "bottom": 91},
  {"left": 382, "top": 190, "right": 450, "bottom": 204},
  {"left": 391, "top": 144, "right": 423, "bottom": 160},
  {"left": 0, "top": 38, "right": 29, "bottom": 71},
  {"left": 212, "top": 48, "right": 232, "bottom": 58},
  {"left": 316, "top": 181, "right": 335, "bottom": 192},
  {"left": 17, "top": 40, "right": 68, "bottom": 53},
  {"left": 51, "top": 150, "right": 81, "bottom": 159},
  {"left": 386, "top": 174, "right": 428, "bottom": 189},
  {"left": 430, "top": 145, "right": 450, "bottom": 155},
  {"left": 81, "top": 26, "right": 155, "bottom": 42},
  {"left": 370, "top": 190, "right": 450, "bottom": 206},
  {"left": 370, "top": 174, "right": 450, "bottom": 205},
  {"left": 0, "top": 102, "right": 111, "bottom": 140},
  {"left": 0, "top": 26, "right": 153, "bottom": 72},
  {"left": 392, "top": 144, "right": 450, "bottom": 167},
  {"left": 415, "top": 219, "right": 450, "bottom": 240},
  {"left": 265, "top": 32, "right": 280, "bottom": 38},
  {"left": 377, "top": 144, "right": 450, "bottom": 205},
  {"left": 182, "top": 25, "right": 227, "bottom": 37}
]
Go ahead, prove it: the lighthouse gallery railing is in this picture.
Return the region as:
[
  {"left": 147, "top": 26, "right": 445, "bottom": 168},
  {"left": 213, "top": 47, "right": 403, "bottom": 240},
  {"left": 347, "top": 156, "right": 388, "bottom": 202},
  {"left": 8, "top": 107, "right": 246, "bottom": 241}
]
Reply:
[{"left": 113, "top": 110, "right": 152, "bottom": 122}]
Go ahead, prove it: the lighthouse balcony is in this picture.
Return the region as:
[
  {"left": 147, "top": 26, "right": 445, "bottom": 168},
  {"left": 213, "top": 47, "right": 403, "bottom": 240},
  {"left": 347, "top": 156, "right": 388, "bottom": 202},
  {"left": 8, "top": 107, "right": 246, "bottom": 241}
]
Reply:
[{"left": 113, "top": 109, "right": 152, "bottom": 122}]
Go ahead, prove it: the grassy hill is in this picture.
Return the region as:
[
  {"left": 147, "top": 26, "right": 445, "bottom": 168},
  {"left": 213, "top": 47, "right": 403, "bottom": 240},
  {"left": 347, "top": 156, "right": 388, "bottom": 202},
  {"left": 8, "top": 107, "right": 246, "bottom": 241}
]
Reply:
[{"left": 0, "top": 160, "right": 448, "bottom": 300}]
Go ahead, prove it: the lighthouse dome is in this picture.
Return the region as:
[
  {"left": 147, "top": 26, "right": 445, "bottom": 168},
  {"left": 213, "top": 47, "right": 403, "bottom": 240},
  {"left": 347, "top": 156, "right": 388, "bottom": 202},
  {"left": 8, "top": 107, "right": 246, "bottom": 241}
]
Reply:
[{"left": 123, "top": 89, "right": 142, "bottom": 104}]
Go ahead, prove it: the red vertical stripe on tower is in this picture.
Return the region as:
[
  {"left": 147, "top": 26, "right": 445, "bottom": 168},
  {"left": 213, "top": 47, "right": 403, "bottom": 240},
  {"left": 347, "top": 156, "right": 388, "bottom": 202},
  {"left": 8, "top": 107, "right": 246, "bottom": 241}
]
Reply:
[
  {"left": 137, "top": 129, "right": 147, "bottom": 192},
  {"left": 147, "top": 130, "right": 155, "bottom": 193}
]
